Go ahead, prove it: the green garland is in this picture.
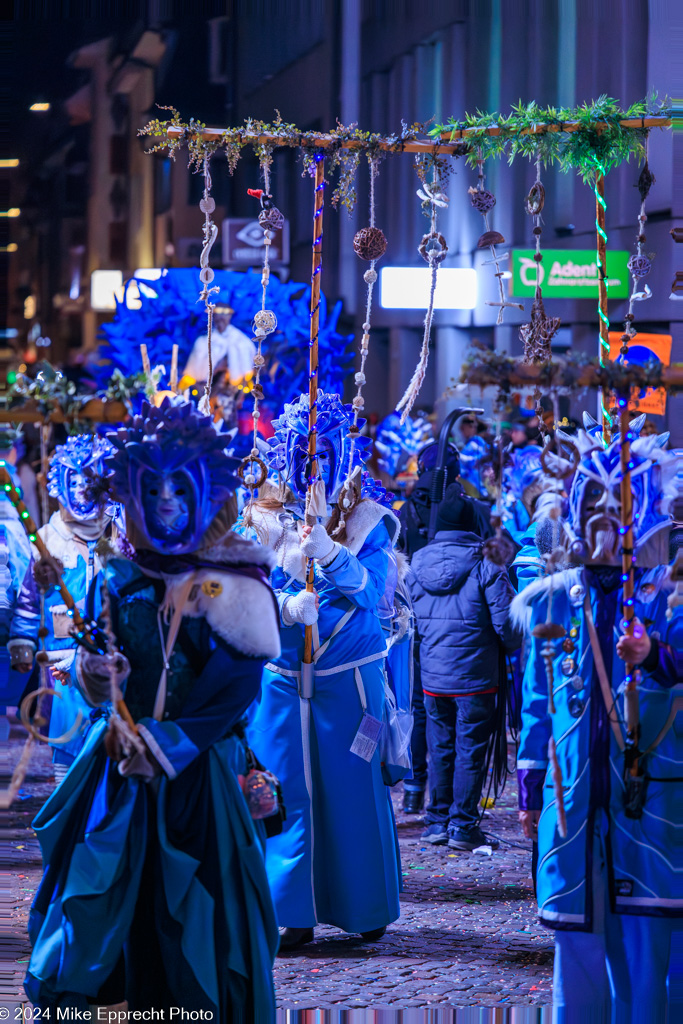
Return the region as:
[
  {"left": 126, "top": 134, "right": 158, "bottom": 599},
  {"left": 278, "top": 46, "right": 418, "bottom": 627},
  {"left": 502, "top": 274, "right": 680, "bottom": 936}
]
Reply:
[
  {"left": 452, "top": 345, "right": 678, "bottom": 397},
  {"left": 433, "top": 95, "right": 670, "bottom": 181}
]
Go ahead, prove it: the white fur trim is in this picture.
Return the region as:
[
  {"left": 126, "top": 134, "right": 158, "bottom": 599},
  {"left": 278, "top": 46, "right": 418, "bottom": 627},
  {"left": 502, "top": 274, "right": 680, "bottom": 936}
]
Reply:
[
  {"left": 38, "top": 512, "right": 82, "bottom": 569},
  {"left": 343, "top": 501, "right": 400, "bottom": 555},
  {"left": 167, "top": 568, "right": 281, "bottom": 659},
  {"left": 509, "top": 567, "right": 583, "bottom": 632}
]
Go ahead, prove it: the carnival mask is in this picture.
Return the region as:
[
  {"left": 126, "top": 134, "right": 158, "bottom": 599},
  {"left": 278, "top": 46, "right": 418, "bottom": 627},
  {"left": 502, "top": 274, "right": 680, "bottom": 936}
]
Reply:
[
  {"left": 48, "top": 434, "right": 118, "bottom": 523},
  {"left": 107, "top": 397, "right": 240, "bottom": 555},
  {"left": 559, "top": 423, "right": 678, "bottom": 568},
  {"left": 266, "top": 391, "right": 371, "bottom": 503}
]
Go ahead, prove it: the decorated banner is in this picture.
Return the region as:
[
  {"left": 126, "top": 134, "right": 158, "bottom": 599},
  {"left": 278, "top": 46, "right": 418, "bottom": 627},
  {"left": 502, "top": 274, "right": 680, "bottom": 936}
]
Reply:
[{"left": 511, "top": 248, "right": 630, "bottom": 299}]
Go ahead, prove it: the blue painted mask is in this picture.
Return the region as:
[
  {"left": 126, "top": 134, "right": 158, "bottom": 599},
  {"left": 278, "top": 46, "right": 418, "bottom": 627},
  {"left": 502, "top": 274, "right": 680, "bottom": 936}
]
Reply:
[
  {"left": 559, "top": 425, "right": 678, "bottom": 566},
  {"left": 265, "top": 391, "right": 371, "bottom": 502},
  {"left": 47, "top": 434, "right": 118, "bottom": 521},
  {"left": 106, "top": 397, "right": 241, "bottom": 554}
]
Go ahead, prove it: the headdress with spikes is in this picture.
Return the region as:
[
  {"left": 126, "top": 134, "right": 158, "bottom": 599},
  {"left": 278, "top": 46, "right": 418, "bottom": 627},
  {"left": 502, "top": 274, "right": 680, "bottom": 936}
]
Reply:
[
  {"left": 265, "top": 391, "right": 371, "bottom": 502},
  {"left": 107, "top": 397, "right": 241, "bottom": 554},
  {"left": 47, "top": 434, "right": 118, "bottom": 521}
]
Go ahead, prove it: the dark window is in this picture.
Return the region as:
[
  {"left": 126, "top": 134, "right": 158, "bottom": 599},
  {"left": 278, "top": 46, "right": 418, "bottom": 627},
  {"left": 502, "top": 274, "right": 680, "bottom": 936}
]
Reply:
[
  {"left": 109, "top": 135, "right": 128, "bottom": 176},
  {"left": 109, "top": 222, "right": 128, "bottom": 265}
]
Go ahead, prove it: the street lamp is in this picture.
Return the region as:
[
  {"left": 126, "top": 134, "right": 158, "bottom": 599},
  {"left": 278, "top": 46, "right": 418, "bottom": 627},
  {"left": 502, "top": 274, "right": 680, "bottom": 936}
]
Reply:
[
  {"left": 29, "top": 102, "right": 51, "bottom": 112},
  {"left": 0, "top": 209, "right": 20, "bottom": 218},
  {"left": 0, "top": 159, "right": 20, "bottom": 168}
]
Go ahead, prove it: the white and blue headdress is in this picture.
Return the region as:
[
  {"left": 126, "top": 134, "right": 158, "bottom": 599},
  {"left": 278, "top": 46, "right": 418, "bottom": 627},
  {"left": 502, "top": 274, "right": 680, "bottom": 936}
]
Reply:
[
  {"left": 559, "top": 422, "right": 677, "bottom": 567},
  {"left": 106, "top": 397, "right": 241, "bottom": 554},
  {"left": 265, "top": 391, "right": 371, "bottom": 502},
  {"left": 47, "top": 434, "right": 117, "bottom": 521},
  {"left": 375, "top": 412, "right": 432, "bottom": 478}
]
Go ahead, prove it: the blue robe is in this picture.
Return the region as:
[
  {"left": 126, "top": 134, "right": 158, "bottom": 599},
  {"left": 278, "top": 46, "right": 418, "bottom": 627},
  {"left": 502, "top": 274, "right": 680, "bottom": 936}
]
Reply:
[
  {"left": 25, "top": 551, "right": 280, "bottom": 1019},
  {"left": 247, "top": 501, "right": 402, "bottom": 933},
  {"left": 12, "top": 513, "right": 99, "bottom": 763},
  {"left": 516, "top": 566, "right": 683, "bottom": 926}
]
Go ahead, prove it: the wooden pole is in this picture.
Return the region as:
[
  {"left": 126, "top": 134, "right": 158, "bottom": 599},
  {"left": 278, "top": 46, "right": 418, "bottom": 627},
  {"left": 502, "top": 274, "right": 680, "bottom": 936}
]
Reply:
[
  {"left": 618, "top": 403, "right": 639, "bottom": 774},
  {"left": 0, "top": 463, "right": 137, "bottom": 733},
  {"left": 303, "top": 155, "right": 325, "bottom": 666},
  {"left": 595, "top": 171, "right": 611, "bottom": 440}
]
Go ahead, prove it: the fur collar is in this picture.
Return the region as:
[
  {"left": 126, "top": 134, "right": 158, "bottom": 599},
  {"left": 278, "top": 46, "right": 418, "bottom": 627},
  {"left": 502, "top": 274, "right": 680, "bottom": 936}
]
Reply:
[
  {"left": 509, "top": 564, "right": 673, "bottom": 632},
  {"left": 38, "top": 512, "right": 91, "bottom": 570},
  {"left": 249, "top": 499, "right": 400, "bottom": 583}
]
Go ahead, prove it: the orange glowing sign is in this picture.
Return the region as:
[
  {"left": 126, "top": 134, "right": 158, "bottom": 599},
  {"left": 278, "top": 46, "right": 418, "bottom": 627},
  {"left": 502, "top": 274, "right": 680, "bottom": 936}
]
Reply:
[{"left": 607, "top": 332, "right": 672, "bottom": 416}]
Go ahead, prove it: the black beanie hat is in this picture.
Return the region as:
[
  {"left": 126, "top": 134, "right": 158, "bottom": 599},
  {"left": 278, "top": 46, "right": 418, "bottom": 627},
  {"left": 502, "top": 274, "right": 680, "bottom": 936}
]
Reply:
[{"left": 435, "top": 483, "right": 474, "bottom": 532}]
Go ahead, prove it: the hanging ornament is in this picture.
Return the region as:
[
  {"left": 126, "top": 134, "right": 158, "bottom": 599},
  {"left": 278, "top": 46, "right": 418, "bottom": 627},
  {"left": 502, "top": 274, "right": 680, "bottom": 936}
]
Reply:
[
  {"left": 396, "top": 165, "right": 450, "bottom": 424},
  {"left": 519, "top": 156, "right": 561, "bottom": 365},
  {"left": 468, "top": 154, "right": 523, "bottom": 326},
  {"left": 336, "top": 157, "right": 386, "bottom": 531},
  {"left": 241, "top": 162, "right": 280, "bottom": 500},
  {"left": 197, "top": 155, "right": 220, "bottom": 416},
  {"left": 620, "top": 135, "right": 656, "bottom": 359}
]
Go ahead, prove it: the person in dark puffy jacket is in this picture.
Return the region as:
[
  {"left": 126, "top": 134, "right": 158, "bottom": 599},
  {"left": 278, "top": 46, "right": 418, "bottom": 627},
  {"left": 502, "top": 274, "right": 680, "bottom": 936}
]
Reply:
[{"left": 408, "top": 485, "right": 521, "bottom": 850}]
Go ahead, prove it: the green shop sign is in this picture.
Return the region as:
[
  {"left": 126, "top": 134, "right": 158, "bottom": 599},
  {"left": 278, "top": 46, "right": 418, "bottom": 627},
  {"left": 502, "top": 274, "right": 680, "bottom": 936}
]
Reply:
[{"left": 510, "top": 249, "right": 630, "bottom": 299}]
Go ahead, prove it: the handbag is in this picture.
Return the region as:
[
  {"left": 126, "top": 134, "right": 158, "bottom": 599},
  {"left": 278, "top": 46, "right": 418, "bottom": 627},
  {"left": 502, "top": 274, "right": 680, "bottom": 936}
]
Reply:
[{"left": 242, "top": 745, "right": 287, "bottom": 838}]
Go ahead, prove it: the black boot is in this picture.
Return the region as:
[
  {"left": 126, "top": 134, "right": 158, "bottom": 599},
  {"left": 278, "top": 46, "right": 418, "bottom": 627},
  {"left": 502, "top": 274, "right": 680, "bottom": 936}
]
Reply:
[
  {"left": 278, "top": 926, "right": 314, "bottom": 951},
  {"left": 359, "top": 926, "right": 386, "bottom": 942},
  {"left": 402, "top": 789, "right": 424, "bottom": 814}
]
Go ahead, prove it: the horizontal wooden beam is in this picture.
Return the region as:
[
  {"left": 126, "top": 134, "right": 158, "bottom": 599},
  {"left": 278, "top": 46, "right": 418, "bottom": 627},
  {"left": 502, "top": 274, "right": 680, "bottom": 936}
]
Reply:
[
  {"left": 439, "top": 115, "right": 672, "bottom": 141},
  {"left": 164, "top": 115, "right": 672, "bottom": 155},
  {"left": 458, "top": 361, "right": 683, "bottom": 392},
  {"left": 0, "top": 398, "right": 128, "bottom": 424}
]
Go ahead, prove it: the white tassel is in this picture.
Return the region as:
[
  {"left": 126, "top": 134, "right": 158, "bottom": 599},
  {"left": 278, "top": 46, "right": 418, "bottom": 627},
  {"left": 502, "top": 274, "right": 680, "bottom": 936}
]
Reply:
[{"left": 396, "top": 263, "right": 438, "bottom": 423}]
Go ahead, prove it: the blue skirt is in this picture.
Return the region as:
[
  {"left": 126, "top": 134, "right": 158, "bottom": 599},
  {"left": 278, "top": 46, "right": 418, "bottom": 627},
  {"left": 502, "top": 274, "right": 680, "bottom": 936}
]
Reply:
[{"left": 25, "top": 721, "right": 278, "bottom": 1021}]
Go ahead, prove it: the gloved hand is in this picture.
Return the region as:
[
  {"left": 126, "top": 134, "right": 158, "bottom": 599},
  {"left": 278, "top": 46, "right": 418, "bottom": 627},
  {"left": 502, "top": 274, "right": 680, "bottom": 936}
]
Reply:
[
  {"left": 76, "top": 649, "right": 130, "bottom": 707},
  {"left": 118, "top": 747, "right": 161, "bottom": 780},
  {"left": 300, "top": 523, "right": 340, "bottom": 566},
  {"left": 8, "top": 640, "right": 35, "bottom": 674},
  {"left": 282, "top": 589, "right": 319, "bottom": 626}
]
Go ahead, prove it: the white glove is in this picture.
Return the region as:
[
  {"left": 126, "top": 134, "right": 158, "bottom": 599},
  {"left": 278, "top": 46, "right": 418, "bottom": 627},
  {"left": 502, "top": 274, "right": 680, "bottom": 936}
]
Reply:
[
  {"left": 300, "top": 523, "right": 340, "bottom": 566},
  {"left": 282, "top": 590, "right": 319, "bottom": 626}
]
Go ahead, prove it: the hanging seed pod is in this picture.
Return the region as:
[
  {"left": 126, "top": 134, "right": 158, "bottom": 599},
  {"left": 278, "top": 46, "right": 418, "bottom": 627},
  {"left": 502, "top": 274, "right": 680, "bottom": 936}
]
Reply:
[
  {"left": 525, "top": 181, "right": 545, "bottom": 216},
  {"left": 477, "top": 230, "right": 505, "bottom": 249},
  {"left": 353, "top": 226, "right": 387, "bottom": 261},
  {"left": 259, "top": 206, "right": 285, "bottom": 231},
  {"left": 627, "top": 254, "right": 653, "bottom": 279},
  {"left": 468, "top": 186, "right": 496, "bottom": 213},
  {"left": 199, "top": 197, "right": 216, "bottom": 214},
  {"left": 252, "top": 309, "right": 277, "bottom": 335},
  {"left": 637, "top": 161, "right": 656, "bottom": 203},
  {"left": 418, "top": 232, "right": 448, "bottom": 264}
]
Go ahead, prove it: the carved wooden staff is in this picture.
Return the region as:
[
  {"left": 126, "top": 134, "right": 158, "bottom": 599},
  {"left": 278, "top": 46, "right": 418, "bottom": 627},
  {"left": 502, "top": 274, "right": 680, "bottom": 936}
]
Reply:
[
  {"left": 594, "top": 168, "right": 611, "bottom": 440},
  {"left": 303, "top": 154, "right": 326, "bottom": 677},
  {"left": 618, "top": 401, "right": 639, "bottom": 775}
]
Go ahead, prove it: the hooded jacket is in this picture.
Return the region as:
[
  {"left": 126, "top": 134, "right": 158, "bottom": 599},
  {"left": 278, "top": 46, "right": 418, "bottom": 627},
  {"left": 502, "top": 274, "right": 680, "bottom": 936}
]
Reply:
[{"left": 407, "top": 530, "right": 521, "bottom": 696}]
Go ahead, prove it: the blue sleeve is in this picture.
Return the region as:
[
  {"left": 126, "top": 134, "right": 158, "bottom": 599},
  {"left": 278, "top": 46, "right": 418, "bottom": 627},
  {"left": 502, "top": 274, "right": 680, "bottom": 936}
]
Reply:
[
  {"left": 137, "top": 641, "right": 264, "bottom": 779},
  {"left": 483, "top": 563, "right": 522, "bottom": 652},
  {"left": 517, "top": 599, "right": 552, "bottom": 782},
  {"left": 9, "top": 560, "right": 40, "bottom": 642},
  {"left": 317, "top": 520, "right": 392, "bottom": 610}
]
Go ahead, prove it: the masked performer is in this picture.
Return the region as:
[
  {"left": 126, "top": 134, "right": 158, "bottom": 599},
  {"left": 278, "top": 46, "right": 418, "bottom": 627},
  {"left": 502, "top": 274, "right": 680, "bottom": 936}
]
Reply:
[
  {"left": 11, "top": 435, "right": 122, "bottom": 780},
  {"left": 242, "top": 391, "right": 402, "bottom": 949},
  {"left": 25, "top": 398, "right": 280, "bottom": 1019},
  {"left": 1, "top": 427, "right": 35, "bottom": 734},
  {"left": 513, "top": 425, "right": 681, "bottom": 1021}
]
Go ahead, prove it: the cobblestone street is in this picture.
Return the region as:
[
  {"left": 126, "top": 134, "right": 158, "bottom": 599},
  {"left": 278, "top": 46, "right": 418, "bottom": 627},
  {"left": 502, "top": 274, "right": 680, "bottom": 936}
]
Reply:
[{"left": 2, "top": 722, "right": 554, "bottom": 1014}]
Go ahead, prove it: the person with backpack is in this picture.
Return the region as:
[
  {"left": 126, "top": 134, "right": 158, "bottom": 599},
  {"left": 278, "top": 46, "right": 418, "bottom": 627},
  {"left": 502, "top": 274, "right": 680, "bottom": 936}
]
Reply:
[{"left": 407, "top": 484, "right": 521, "bottom": 849}]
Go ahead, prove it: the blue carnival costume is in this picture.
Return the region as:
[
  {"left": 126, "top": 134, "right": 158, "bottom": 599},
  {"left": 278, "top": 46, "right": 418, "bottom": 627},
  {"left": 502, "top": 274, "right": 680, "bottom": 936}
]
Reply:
[
  {"left": 243, "top": 393, "right": 403, "bottom": 943},
  {"left": 12, "top": 436, "right": 121, "bottom": 774},
  {"left": 0, "top": 428, "right": 34, "bottom": 720},
  {"left": 25, "top": 399, "right": 280, "bottom": 1019},
  {"left": 374, "top": 411, "right": 432, "bottom": 480},
  {"left": 513, "top": 427, "right": 682, "bottom": 1020}
]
